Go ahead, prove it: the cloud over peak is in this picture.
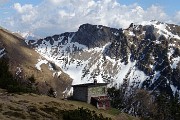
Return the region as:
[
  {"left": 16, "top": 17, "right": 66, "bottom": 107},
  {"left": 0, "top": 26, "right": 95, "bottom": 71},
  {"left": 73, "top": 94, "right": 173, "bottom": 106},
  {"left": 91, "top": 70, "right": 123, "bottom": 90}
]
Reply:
[{"left": 1, "top": 0, "right": 180, "bottom": 37}]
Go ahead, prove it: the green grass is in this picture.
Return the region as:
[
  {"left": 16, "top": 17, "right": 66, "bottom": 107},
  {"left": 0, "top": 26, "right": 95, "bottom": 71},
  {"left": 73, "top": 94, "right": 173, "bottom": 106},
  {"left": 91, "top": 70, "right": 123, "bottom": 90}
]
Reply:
[
  {"left": 106, "top": 108, "right": 121, "bottom": 116},
  {"left": 63, "top": 100, "right": 139, "bottom": 120},
  {"left": 61, "top": 100, "right": 121, "bottom": 119}
]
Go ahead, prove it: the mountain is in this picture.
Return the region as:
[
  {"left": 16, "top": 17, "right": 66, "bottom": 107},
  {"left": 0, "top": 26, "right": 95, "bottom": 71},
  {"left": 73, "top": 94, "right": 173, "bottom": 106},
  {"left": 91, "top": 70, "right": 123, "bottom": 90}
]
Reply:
[
  {"left": 0, "top": 20, "right": 180, "bottom": 98},
  {"left": 26, "top": 20, "right": 180, "bottom": 97},
  {"left": 1, "top": 20, "right": 180, "bottom": 119},
  {"left": 14, "top": 31, "right": 41, "bottom": 41}
]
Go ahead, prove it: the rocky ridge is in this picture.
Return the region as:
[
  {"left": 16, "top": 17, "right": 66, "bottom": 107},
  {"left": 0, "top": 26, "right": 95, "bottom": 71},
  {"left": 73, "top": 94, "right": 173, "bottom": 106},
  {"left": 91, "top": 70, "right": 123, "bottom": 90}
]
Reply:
[{"left": 26, "top": 20, "right": 180, "bottom": 97}]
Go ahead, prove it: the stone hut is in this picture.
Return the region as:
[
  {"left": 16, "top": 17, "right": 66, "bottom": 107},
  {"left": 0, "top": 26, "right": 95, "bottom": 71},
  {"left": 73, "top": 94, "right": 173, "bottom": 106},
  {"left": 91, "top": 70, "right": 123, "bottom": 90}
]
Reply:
[{"left": 72, "top": 80, "right": 110, "bottom": 109}]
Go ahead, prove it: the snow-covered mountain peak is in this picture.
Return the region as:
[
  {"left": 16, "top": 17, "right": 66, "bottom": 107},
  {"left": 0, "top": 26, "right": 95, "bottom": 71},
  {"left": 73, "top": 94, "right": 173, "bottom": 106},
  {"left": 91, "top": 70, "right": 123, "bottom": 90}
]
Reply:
[
  {"left": 26, "top": 22, "right": 180, "bottom": 96},
  {"left": 15, "top": 31, "right": 41, "bottom": 40},
  {"left": 132, "top": 20, "right": 180, "bottom": 40}
]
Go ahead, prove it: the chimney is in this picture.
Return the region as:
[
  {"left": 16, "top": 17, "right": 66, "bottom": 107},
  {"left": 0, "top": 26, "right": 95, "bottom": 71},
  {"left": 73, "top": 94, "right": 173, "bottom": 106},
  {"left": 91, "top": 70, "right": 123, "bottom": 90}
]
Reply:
[{"left": 94, "top": 79, "right": 97, "bottom": 85}]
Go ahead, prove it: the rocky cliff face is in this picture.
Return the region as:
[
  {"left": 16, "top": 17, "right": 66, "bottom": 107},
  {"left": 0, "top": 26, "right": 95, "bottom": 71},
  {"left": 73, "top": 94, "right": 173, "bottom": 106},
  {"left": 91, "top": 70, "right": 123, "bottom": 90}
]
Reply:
[{"left": 26, "top": 20, "right": 180, "bottom": 97}]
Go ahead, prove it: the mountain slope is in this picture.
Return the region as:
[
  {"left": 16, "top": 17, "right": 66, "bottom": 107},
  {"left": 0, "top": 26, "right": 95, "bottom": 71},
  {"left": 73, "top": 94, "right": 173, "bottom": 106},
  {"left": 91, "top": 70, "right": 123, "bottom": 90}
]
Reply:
[
  {"left": 0, "top": 27, "right": 72, "bottom": 96},
  {"left": 27, "top": 20, "right": 180, "bottom": 97}
]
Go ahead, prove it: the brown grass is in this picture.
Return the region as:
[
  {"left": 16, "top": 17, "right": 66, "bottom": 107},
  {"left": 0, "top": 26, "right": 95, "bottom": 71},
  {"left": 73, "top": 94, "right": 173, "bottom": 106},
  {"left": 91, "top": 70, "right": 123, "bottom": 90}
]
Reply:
[
  {"left": 0, "top": 90, "right": 139, "bottom": 120},
  {"left": 0, "top": 28, "right": 72, "bottom": 96}
]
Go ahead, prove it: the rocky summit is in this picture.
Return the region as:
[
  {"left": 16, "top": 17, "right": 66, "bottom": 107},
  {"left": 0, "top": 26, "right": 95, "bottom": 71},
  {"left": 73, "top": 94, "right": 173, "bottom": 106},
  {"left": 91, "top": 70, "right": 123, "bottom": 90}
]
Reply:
[{"left": 26, "top": 20, "right": 180, "bottom": 97}]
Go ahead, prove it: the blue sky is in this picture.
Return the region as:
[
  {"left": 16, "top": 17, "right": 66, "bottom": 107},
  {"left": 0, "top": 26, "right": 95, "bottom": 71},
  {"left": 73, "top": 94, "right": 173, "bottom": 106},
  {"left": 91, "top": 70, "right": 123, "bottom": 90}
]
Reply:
[
  {"left": 0, "top": 0, "right": 179, "bottom": 37},
  {"left": 118, "top": 0, "right": 179, "bottom": 14}
]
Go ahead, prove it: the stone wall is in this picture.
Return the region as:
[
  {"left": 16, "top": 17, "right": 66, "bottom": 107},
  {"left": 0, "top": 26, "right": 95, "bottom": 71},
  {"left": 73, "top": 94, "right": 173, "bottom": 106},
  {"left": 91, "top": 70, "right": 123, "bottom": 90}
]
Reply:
[
  {"left": 73, "top": 86, "right": 88, "bottom": 102},
  {"left": 87, "top": 86, "right": 107, "bottom": 103}
]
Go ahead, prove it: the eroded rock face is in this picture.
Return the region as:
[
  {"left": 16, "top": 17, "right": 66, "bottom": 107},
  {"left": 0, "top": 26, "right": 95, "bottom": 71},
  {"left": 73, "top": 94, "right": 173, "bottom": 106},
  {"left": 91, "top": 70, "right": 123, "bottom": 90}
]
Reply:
[{"left": 72, "top": 24, "right": 119, "bottom": 48}]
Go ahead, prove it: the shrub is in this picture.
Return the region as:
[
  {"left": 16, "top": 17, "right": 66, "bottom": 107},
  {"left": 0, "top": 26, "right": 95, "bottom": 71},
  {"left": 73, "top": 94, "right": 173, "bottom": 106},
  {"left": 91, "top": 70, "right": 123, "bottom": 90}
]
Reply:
[
  {"left": 28, "top": 75, "right": 36, "bottom": 83},
  {"left": 62, "top": 107, "right": 111, "bottom": 120},
  {"left": 0, "top": 58, "right": 37, "bottom": 93}
]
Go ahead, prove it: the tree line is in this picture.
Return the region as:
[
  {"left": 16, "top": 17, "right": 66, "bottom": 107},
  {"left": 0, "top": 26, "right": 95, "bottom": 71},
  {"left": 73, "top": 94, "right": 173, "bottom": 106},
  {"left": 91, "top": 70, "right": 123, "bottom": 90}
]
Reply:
[
  {"left": 108, "top": 87, "right": 180, "bottom": 120},
  {"left": 0, "top": 58, "right": 37, "bottom": 93}
]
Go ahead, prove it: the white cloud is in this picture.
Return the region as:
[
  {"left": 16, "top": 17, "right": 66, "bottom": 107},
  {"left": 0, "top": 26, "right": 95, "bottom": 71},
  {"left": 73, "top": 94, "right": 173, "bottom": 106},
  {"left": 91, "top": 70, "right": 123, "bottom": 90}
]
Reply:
[
  {"left": 1, "top": 0, "right": 179, "bottom": 37},
  {"left": 145, "top": 5, "right": 168, "bottom": 21},
  {"left": 13, "top": 3, "right": 37, "bottom": 23},
  {"left": 13, "top": 3, "right": 33, "bottom": 13}
]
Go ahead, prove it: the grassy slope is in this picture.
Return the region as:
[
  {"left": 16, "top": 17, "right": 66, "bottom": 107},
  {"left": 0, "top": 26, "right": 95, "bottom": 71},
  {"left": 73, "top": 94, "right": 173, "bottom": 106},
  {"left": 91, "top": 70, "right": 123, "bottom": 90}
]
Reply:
[
  {"left": 0, "top": 27, "right": 72, "bottom": 96},
  {"left": 0, "top": 89, "right": 138, "bottom": 120}
]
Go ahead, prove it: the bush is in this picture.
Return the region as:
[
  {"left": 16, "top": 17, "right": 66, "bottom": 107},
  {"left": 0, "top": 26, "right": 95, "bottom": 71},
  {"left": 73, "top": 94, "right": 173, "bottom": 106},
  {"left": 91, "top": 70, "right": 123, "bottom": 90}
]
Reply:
[
  {"left": 0, "top": 58, "right": 37, "bottom": 93},
  {"left": 62, "top": 107, "right": 111, "bottom": 120},
  {"left": 28, "top": 75, "right": 36, "bottom": 83}
]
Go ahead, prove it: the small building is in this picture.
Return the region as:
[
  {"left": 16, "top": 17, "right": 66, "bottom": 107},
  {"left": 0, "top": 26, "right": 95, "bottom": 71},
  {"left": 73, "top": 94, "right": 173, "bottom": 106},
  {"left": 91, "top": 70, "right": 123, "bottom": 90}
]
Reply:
[{"left": 72, "top": 80, "right": 110, "bottom": 109}]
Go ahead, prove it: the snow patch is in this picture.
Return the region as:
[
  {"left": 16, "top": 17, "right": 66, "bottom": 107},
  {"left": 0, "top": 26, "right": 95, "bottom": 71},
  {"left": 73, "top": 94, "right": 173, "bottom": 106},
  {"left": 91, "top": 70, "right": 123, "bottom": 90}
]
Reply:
[
  {"left": 168, "top": 48, "right": 174, "bottom": 60},
  {"left": 16, "top": 31, "right": 40, "bottom": 40},
  {"left": 169, "top": 43, "right": 176, "bottom": 47},
  {"left": 129, "top": 68, "right": 149, "bottom": 88},
  {"left": 35, "top": 59, "right": 48, "bottom": 71},
  {"left": 16, "top": 67, "right": 22, "bottom": 76},
  {"left": 53, "top": 71, "right": 62, "bottom": 77},
  {"left": 150, "top": 64, "right": 153, "bottom": 69},
  {"left": 114, "top": 57, "right": 136, "bottom": 86},
  {"left": 170, "top": 56, "right": 180, "bottom": 69},
  {"left": 0, "top": 48, "right": 5, "bottom": 58},
  {"left": 96, "top": 25, "right": 103, "bottom": 29},
  {"left": 170, "top": 84, "right": 178, "bottom": 95},
  {"left": 138, "top": 20, "right": 180, "bottom": 40},
  {"left": 154, "top": 40, "right": 161, "bottom": 44},
  {"left": 128, "top": 31, "right": 135, "bottom": 36},
  {"left": 113, "top": 32, "right": 119, "bottom": 36},
  {"left": 48, "top": 63, "right": 54, "bottom": 71},
  {"left": 152, "top": 71, "right": 161, "bottom": 83},
  {"left": 57, "top": 71, "right": 62, "bottom": 76}
]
